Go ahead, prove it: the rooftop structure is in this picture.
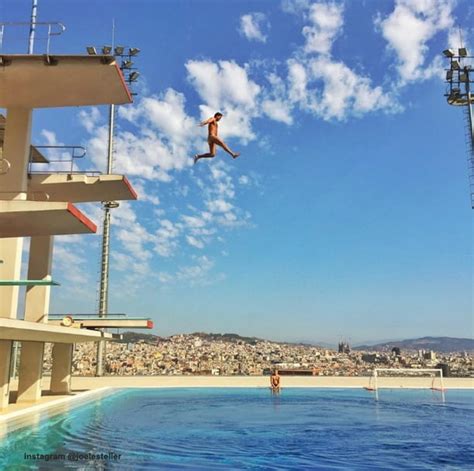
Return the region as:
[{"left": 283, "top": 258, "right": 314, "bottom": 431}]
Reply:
[{"left": 0, "top": 24, "right": 151, "bottom": 410}]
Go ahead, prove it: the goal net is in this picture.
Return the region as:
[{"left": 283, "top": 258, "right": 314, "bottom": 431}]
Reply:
[{"left": 365, "top": 368, "right": 445, "bottom": 391}]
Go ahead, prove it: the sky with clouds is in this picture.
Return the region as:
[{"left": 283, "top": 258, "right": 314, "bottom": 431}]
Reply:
[{"left": 2, "top": 0, "right": 473, "bottom": 344}]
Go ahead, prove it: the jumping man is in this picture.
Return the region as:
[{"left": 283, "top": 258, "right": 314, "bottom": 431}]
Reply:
[{"left": 194, "top": 112, "right": 240, "bottom": 164}]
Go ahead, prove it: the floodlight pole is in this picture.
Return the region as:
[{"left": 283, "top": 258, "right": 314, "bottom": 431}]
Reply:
[
  {"left": 443, "top": 49, "right": 474, "bottom": 208},
  {"left": 28, "top": 0, "right": 38, "bottom": 54},
  {"left": 466, "top": 69, "right": 474, "bottom": 151},
  {"left": 95, "top": 39, "right": 139, "bottom": 376},
  {"left": 96, "top": 103, "right": 116, "bottom": 377},
  {"left": 96, "top": 20, "right": 117, "bottom": 377}
]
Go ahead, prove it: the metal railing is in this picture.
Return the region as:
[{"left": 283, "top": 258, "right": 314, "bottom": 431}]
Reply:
[
  {"left": 28, "top": 144, "right": 100, "bottom": 175},
  {"left": 0, "top": 21, "right": 65, "bottom": 54}
]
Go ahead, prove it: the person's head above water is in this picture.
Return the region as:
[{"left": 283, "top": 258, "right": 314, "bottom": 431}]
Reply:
[{"left": 214, "top": 112, "right": 223, "bottom": 121}]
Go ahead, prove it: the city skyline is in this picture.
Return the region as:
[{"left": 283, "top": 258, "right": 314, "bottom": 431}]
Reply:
[{"left": 3, "top": 0, "right": 473, "bottom": 343}]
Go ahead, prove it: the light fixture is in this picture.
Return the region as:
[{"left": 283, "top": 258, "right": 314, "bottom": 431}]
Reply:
[
  {"left": 102, "top": 45, "right": 112, "bottom": 55},
  {"left": 451, "top": 60, "right": 461, "bottom": 70},
  {"left": 447, "top": 91, "right": 461, "bottom": 105},
  {"left": 443, "top": 49, "right": 455, "bottom": 58},
  {"left": 121, "top": 60, "right": 133, "bottom": 69},
  {"left": 446, "top": 70, "right": 453, "bottom": 81},
  {"left": 114, "top": 46, "right": 125, "bottom": 55},
  {"left": 86, "top": 46, "right": 97, "bottom": 55},
  {"left": 459, "top": 48, "right": 468, "bottom": 57},
  {"left": 104, "top": 201, "right": 120, "bottom": 209},
  {"left": 129, "top": 71, "right": 140, "bottom": 82},
  {"left": 129, "top": 47, "right": 140, "bottom": 56}
]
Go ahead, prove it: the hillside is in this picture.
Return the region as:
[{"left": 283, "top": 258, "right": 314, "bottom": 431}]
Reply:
[{"left": 353, "top": 336, "right": 474, "bottom": 353}]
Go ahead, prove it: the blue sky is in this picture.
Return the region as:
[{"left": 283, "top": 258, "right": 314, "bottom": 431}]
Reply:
[{"left": 3, "top": 0, "right": 473, "bottom": 344}]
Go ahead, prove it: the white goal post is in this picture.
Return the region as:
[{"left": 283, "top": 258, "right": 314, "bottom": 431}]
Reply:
[{"left": 366, "top": 368, "right": 445, "bottom": 391}]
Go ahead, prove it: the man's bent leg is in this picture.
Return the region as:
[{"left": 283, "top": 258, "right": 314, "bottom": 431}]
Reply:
[
  {"left": 194, "top": 142, "right": 216, "bottom": 163},
  {"left": 214, "top": 137, "right": 239, "bottom": 158}
]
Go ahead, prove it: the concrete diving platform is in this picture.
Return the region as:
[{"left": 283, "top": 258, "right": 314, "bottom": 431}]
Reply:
[
  {"left": 28, "top": 174, "right": 138, "bottom": 202},
  {"left": 0, "top": 318, "right": 116, "bottom": 343},
  {"left": 0, "top": 201, "right": 96, "bottom": 237},
  {"left": 0, "top": 55, "right": 132, "bottom": 108}
]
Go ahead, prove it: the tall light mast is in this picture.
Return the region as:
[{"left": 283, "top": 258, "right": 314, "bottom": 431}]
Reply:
[
  {"left": 442, "top": 47, "right": 474, "bottom": 208},
  {"left": 94, "top": 43, "right": 140, "bottom": 376}
]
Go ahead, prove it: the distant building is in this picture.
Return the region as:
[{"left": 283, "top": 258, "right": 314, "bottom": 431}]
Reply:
[
  {"left": 362, "top": 353, "right": 378, "bottom": 363},
  {"left": 338, "top": 342, "right": 350, "bottom": 354},
  {"left": 436, "top": 363, "right": 450, "bottom": 377},
  {"left": 423, "top": 351, "right": 436, "bottom": 361},
  {"left": 391, "top": 347, "right": 401, "bottom": 357}
]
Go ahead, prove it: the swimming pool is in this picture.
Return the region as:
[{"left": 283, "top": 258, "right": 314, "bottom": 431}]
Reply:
[{"left": 1, "top": 388, "right": 473, "bottom": 469}]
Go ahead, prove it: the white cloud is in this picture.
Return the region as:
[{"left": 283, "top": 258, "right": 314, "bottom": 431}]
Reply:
[
  {"left": 186, "top": 60, "right": 260, "bottom": 109},
  {"left": 276, "top": 1, "right": 402, "bottom": 120},
  {"left": 281, "top": 0, "right": 310, "bottom": 15},
  {"left": 130, "top": 179, "right": 160, "bottom": 205},
  {"left": 78, "top": 107, "right": 102, "bottom": 133},
  {"left": 157, "top": 255, "right": 225, "bottom": 287},
  {"left": 303, "top": 56, "right": 396, "bottom": 120},
  {"left": 288, "top": 59, "right": 309, "bottom": 105},
  {"left": 238, "top": 175, "right": 250, "bottom": 185},
  {"left": 154, "top": 219, "right": 182, "bottom": 257},
  {"left": 377, "top": 0, "right": 455, "bottom": 83},
  {"left": 239, "top": 12, "right": 269, "bottom": 43},
  {"left": 207, "top": 199, "right": 234, "bottom": 213},
  {"left": 186, "top": 235, "right": 205, "bottom": 249},
  {"left": 302, "top": 2, "right": 344, "bottom": 55},
  {"left": 260, "top": 72, "right": 294, "bottom": 125}
]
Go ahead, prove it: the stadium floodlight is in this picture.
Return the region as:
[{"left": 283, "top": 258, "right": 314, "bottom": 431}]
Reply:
[
  {"left": 447, "top": 91, "right": 460, "bottom": 105},
  {"left": 114, "top": 46, "right": 125, "bottom": 55},
  {"left": 121, "top": 60, "right": 133, "bottom": 69},
  {"left": 442, "top": 45, "right": 474, "bottom": 209},
  {"left": 129, "top": 47, "right": 140, "bottom": 56},
  {"left": 129, "top": 71, "right": 140, "bottom": 82},
  {"left": 86, "top": 46, "right": 97, "bottom": 55},
  {"left": 102, "top": 45, "right": 112, "bottom": 55}
]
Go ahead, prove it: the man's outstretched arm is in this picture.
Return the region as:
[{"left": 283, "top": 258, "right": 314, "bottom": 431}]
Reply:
[{"left": 198, "top": 117, "right": 214, "bottom": 127}]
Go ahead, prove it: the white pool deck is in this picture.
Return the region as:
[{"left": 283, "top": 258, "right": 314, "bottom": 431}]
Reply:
[{"left": 1, "top": 375, "right": 472, "bottom": 422}]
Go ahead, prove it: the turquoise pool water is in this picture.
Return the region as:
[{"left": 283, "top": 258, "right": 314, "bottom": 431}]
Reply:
[{"left": 0, "top": 388, "right": 473, "bottom": 469}]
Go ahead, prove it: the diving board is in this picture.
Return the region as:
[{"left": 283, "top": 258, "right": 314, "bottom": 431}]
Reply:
[
  {"left": 48, "top": 313, "right": 128, "bottom": 317},
  {"left": 0, "top": 55, "right": 132, "bottom": 108},
  {"left": 27, "top": 174, "right": 138, "bottom": 203},
  {"left": 49, "top": 316, "right": 153, "bottom": 329},
  {"left": 0, "top": 200, "right": 96, "bottom": 237},
  {"left": 0, "top": 318, "right": 116, "bottom": 343}
]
